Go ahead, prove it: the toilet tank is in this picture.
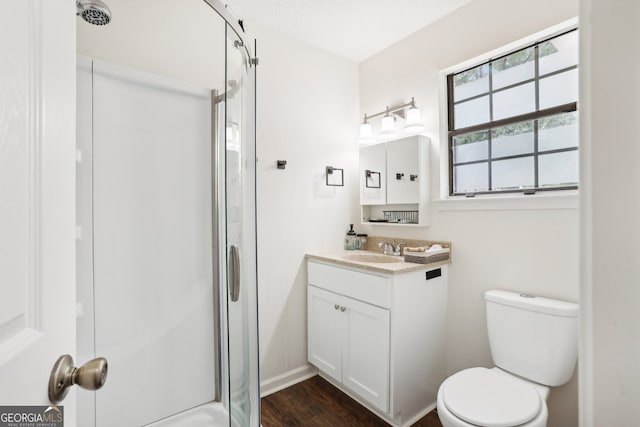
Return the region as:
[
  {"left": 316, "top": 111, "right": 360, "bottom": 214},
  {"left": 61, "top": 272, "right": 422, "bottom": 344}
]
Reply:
[{"left": 485, "top": 290, "right": 578, "bottom": 387}]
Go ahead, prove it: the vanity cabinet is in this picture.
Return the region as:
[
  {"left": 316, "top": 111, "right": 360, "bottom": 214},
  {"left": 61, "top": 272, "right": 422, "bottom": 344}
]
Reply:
[
  {"left": 308, "top": 285, "right": 390, "bottom": 412},
  {"left": 307, "top": 259, "right": 447, "bottom": 425},
  {"left": 359, "top": 135, "right": 429, "bottom": 226}
]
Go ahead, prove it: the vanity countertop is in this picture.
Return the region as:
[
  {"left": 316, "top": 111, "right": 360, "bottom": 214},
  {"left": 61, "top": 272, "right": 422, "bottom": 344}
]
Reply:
[{"left": 305, "top": 249, "right": 450, "bottom": 275}]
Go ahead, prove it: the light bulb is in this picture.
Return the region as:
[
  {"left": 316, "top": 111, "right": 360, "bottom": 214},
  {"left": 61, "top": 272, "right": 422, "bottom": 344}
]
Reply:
[
  {"left": 404, "top": 106, "right": 425, "bottom": 133},
  {"left": 380, "top": 115, "right": 395, "bottom": 135},
  {"left": 359, "top": 122, "right": 373, "bottom": 138}
]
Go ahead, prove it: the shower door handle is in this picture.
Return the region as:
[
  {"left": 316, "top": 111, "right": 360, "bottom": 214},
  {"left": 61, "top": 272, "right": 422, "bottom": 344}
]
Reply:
[{"left": 229, "top": 245, "right": 240, "bottom": 302}]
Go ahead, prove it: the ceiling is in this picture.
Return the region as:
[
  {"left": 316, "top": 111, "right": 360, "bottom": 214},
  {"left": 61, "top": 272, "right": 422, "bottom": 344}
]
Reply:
[{"left": 225, "top": 0, "right": 473, "bottom": 62}]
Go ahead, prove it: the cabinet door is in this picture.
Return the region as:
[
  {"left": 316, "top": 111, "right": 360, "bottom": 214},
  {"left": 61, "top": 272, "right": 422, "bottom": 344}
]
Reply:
[
  {"left": 386, "top": 137, "right": 420, "bottom": 204},
  {"left": 342, "top": 296, "right": 390, "bottom": 413},
  {"left": 308, "top": 286, "right": 343, "bottom": 382},
  {"left": 360, "top": 143, "right": 386, "bottom": 205}
]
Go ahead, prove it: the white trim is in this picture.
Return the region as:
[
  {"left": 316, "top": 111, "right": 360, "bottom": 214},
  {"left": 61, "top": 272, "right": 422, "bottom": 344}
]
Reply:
[
  {"left": 259, "top": 365, "right": 318, "bottom": 398},
  {"left": 434, "top": 192, "right": 578, "bottom": 211},
  {"left": 0, "top": 329, "right": 42, "bottom": 366},
  {"left": 26, "top": 0, "right": 42, "bottom": 333},
  {"left": 440, "top": 17, "right": 579, "bottom": 77},
  {"left": 401, "top": 402, "right": 437, "bottom": 427},
  {"left": 93, "top": 59, "right": 211, "bottom": 99},
  {"left": 0, "top": 0, "right": 43, "bottom": 359},
  {"left": 578, "top": 0, "right": 594, "bottom": 424},
  {"left": 438, "top": 17, "right": 580, "bottom": 202}
]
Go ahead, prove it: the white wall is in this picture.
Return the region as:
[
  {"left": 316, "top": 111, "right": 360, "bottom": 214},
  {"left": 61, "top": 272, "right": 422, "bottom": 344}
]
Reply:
[
  {"left": 579, "top": 0, "right": 640, "bottom": 425},
  {"left": 77, "top": 0, "right": 225, "bottom": 90},
  {"left": 251, "top": 25, "right": 361, "bottom": 392},
  {"left": 358, "top": 0, "right": 579, "bottom": 426}
]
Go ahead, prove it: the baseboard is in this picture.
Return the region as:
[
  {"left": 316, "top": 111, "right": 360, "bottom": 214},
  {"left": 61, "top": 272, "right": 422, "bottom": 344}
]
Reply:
[
  {"left": 400, "top": 402, "right": 437, "bottom": 427},
  {"left": 260, "top": 364, "right": 318, "bottom": 398}
]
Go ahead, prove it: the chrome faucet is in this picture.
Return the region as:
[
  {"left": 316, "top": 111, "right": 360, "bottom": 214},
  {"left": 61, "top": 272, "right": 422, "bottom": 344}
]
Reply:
[
  {"left": 378, "top": 241, "right": 394, "bottom": 256},
  {"left": 393, "top": 243, "right": 407, "bottom": 256}
]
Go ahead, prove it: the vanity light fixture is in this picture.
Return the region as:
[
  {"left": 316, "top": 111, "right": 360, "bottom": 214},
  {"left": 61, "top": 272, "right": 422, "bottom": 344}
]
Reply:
[
  {"left": 359, "top": 114, "right": 374, "bottom": 143},
  {"left": 404, "top": 103, "right": 426, "bottom": 133},
  {"left": 379, "top": 107, "right": 396, "bottom": 137},
  {"left": 358, "top": 97, "right": 426, "bottom": 143}
]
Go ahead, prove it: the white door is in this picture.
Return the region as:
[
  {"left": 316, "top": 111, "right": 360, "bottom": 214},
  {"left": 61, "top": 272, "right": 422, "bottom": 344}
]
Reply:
[
  {"left": 307, "top": 286, "right": 343, "bottom": 382},
  {"left": 0, "top": 0, "right": 77, "bottom": 423},
  {"left": 342, "top": 296, "right": 390, "bottom": 413}
]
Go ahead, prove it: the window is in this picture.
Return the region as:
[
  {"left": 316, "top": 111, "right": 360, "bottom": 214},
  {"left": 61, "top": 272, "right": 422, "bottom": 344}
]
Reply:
[{"left": 447, "top": 29, "right": 578, "bottom": 196}]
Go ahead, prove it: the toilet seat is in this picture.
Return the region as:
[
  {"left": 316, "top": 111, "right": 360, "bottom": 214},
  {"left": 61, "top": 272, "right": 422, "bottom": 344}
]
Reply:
[{"left": 442, "top": 367, "right": 542, "bottom": 427}]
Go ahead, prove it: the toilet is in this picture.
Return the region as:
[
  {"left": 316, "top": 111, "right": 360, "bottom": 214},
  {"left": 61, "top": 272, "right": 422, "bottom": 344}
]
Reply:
[{"left": 437, "top": 290, "right": 578, "bottom": 427}]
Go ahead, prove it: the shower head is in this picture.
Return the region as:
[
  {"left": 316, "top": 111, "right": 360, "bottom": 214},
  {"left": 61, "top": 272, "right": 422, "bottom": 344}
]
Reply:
[{"left": 77, "top": 0, "right": 112, "bottom": 26}]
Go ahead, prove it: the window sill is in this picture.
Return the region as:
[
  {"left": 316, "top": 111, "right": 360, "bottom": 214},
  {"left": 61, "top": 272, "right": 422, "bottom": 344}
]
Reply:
[{"left": 434, "top": 191, "right": 578, "bottom": 211}]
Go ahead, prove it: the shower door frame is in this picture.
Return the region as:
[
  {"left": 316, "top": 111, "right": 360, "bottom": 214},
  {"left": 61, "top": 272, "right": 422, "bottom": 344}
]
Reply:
[
  {"left": 203, "top": 2, "right": 259, "bottom": 422},
  {"left": 76, "top": 1, "right": 259, "bottom": 425}
]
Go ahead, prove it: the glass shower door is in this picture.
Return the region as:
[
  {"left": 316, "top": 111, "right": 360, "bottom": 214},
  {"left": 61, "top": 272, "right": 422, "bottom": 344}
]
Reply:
[{"left": 224, "top": 25, "right": 260, "bottom": 427}]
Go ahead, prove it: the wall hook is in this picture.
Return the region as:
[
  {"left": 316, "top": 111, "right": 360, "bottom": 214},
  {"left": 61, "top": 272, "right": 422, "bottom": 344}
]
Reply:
[{"left": 277, "top": 160, "right": 287, "bottom": 169}]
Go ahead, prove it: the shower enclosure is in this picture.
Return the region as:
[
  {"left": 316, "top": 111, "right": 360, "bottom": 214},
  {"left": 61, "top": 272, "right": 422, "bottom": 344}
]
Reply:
[{"left": 75, "top": 1, "right": 259, "bottom": 425}]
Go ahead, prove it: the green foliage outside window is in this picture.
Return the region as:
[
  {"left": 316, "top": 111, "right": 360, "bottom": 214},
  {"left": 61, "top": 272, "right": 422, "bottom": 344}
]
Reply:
[
  {"left": 454, "top": 113, "right": 576, "bottom": 146},
  {"left": 453, "top": 42, "right": 559, "bottom": 87}
]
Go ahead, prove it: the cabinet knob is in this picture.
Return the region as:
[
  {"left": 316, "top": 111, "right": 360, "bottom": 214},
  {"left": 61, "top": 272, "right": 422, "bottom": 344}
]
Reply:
[
  {"left": 334, "top": 304, "right": 340, "bottom": 310},
  {"left": 340, "top": 306, "right": 346, "bottom": 312}
]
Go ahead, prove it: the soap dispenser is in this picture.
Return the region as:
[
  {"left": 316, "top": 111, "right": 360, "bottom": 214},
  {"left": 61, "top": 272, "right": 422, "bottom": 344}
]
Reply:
[{"left": 344, "top": 224, "right": 357, "bottom": 250}]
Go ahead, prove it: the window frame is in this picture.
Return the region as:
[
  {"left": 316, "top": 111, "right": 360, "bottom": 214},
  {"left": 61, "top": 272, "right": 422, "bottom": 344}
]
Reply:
[{"left": 446, "top": 27, "right": 579, "bottom": 197}]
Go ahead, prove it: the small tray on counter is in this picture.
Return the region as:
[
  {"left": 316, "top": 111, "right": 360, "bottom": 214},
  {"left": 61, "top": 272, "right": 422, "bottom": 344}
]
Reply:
[{"left": 403, "top": 247, "right": 450, "bottom": 264}]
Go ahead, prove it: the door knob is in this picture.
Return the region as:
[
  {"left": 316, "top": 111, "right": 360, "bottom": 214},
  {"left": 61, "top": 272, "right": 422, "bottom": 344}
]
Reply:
[{"left": 48, "top": 354, "right": 108, "bottom": 404}]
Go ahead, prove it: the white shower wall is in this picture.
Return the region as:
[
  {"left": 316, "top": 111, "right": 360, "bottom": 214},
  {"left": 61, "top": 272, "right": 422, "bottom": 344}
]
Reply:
[{"left": 77, "top": 58, "right": 217, "bottom": 427}]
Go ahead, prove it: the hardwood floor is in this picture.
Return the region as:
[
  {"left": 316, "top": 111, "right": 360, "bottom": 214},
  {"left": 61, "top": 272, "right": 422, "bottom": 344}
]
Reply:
[{"left": 261, "top": 375, "right": 442, "bottom": 427}]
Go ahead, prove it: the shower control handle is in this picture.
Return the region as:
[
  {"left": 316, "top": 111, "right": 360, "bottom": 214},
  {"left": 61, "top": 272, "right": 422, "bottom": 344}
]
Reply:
[
  {"left": 48, "top": 355, "right": 108, "bottom": 404},
  {"left": 229, "top": 245, "right": 241, "bottom": 302}
]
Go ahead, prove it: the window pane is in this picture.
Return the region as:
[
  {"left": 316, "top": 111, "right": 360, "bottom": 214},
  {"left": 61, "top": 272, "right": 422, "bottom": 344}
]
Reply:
[
  {"left": 492, "top": 48, "right": 535, "bottom": 89},
  {"left": 448, "top": 28, "right": 579, "bottom": 195},
  {"left": 539, "top": 68, "right": 578, "bottom": 109},
  {"left": 453, "top": 64, "right": 489, "bottom": 101},
  {"left": 454, "top": 163, "right": 488, "bottom": 193},
  {"left": 539, "top": 31, "right": 578, "bottom": 75},
  {"left": 491, "top": 157, "right": 534, "bottom": 190},
  {"left": 538, "top": 112, "right": 578, "bottom": 151},
  {"left": 493, "top": 82, "right": 535, "bottom": 120},
  {"left": 492, "top": 121, "right": 534, "bottom": 158},
  {"left": 539, "top": 151, "right": 578, "bottom": 187},
  {"left": 454, "top": 95, "right": 490, "bottom": 129},
  {"left": 453, "top": 131, "right": 489, "bottom": 163}
]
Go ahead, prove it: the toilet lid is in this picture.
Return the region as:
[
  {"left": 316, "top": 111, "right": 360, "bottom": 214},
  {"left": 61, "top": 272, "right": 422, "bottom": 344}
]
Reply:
[{"left": 442, "top": 367, "right": 541, "bottom": 427}]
